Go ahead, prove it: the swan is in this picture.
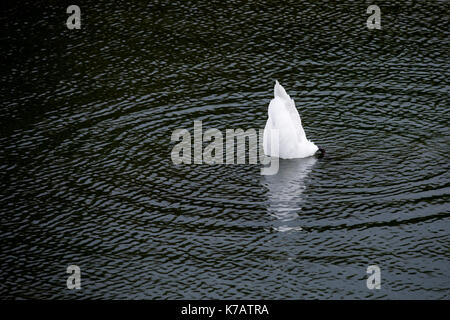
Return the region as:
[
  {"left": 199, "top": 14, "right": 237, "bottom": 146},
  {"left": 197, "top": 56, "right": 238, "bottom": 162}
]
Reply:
[{"left": 263, "top": 80, "right": 325, "bottom": 159}]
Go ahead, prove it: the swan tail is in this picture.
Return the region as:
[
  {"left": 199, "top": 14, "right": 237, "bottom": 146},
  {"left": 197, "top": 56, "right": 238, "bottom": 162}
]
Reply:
[
  {"left": 274, "top": 80, "right": 291, "bottom": 101},
  {"left": 273, "top": 81, "right": 307, "bottom": 142},
  {"left": 274, "top": 80, "right": 299, "bottom": 117}
]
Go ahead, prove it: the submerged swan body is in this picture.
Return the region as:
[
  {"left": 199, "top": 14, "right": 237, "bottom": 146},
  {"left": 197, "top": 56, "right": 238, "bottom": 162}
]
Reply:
[{"left": 263, "top": 81, "right": 321, "bottom": 159}]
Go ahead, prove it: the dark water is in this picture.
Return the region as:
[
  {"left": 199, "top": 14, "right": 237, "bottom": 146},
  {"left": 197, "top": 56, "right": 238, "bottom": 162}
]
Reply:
[{"left": 1, "top": 0, "right": 449, "bottom": 299}]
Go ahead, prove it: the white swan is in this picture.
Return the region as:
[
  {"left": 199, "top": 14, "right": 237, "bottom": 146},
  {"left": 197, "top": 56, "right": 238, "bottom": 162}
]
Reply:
[{"left": 263, "top": 80, "right": 324, "bottom": 159}]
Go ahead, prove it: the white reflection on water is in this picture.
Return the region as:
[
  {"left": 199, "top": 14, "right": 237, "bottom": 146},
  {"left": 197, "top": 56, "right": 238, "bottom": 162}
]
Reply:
[{"left": 262, "top": 156, "right": 317, "bottom": 232}]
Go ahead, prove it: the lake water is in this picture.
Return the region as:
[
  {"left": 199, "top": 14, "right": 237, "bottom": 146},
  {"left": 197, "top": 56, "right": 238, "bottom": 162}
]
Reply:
[{"left": 1, "top": 0, "right": 449, "bottom": 299}]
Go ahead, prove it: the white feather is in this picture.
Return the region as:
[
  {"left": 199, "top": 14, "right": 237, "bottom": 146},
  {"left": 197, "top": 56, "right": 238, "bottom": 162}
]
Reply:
[{"left": 263, "top": 80, "right": 319, "bottom": 159}]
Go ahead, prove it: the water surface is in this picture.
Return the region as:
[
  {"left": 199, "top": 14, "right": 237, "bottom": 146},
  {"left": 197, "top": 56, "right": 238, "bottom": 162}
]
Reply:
[{"left": 1, "top": 0, "right": 449, "bottom": 299}]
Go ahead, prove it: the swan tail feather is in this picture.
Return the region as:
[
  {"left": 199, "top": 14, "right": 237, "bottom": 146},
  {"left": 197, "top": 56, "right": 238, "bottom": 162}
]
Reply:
[{"left": 274, "top": 80, "right": 291, "bottom": 101}]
